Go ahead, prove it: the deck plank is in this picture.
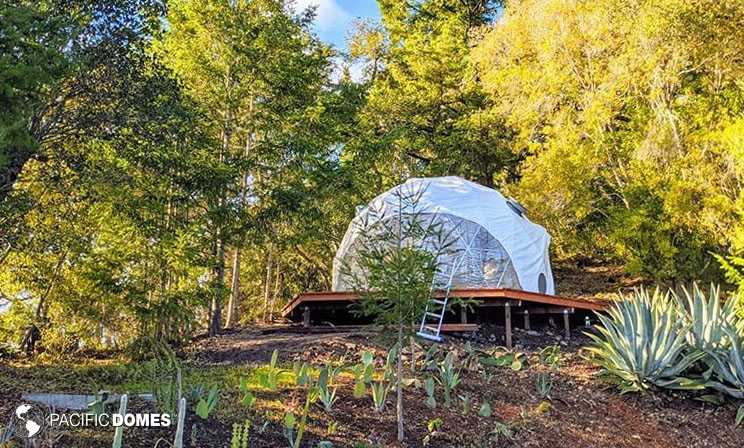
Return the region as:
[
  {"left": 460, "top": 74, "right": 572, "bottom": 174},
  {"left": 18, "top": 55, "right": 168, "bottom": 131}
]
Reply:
[{"left": 281, "top": 288, "right": 609, "bottom": 318}]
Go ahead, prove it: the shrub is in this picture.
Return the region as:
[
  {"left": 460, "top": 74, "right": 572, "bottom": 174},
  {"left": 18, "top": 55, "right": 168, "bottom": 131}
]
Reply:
[{"left": 586, "top": 287, "right": 705, "bottom": 393}]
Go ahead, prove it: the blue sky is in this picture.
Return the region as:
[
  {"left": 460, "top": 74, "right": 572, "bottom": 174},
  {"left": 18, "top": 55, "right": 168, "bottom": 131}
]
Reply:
[{"left": 293, "top": 0, "right": 381, "bottom": 50}]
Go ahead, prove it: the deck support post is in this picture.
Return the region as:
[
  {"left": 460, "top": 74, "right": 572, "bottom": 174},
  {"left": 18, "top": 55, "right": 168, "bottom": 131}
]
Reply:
[
  {"left": 460, "top": 305, "right": 467, "bottom": 324},
  {"left": 302, "top": 306, "right": 310, "bottom": 329},
  {"left": 523, "top": 310, "right": 530, "bottom": 331},
  {"left": 563, "top": 308, "right": 570, "bottom": 340},
  {"left": 505, "top": 301, "right": 512, "bottom": 349}
]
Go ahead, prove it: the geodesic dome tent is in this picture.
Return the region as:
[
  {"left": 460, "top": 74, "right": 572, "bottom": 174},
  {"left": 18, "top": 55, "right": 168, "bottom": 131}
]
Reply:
[{"left": 332, "top": 176, "right": 554, "bottom": 295}]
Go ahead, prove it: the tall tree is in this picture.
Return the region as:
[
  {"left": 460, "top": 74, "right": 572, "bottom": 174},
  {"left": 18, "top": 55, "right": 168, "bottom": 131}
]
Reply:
[
  {"left": 158, "top": 0, "right": 332, "bottom": 333},
  {"left": 472, "top": 0, "right": 744, "bottom": 280},
  {"left": 347, "top": 0, "right": 516, "bottom": 189}
]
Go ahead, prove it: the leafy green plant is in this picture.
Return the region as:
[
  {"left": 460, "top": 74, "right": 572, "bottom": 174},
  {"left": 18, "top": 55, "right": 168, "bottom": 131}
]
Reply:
[
  {"left": 586, "top": 287, "right": 705, "bottom": 393},
  {"left": 488, "top": 421, "right": 514, "bottom": 443},
  {"left": 326, "top": 420, "right": 338, "bottom": 436},
  {"left": 480, "top": 350, "right": 525, "bottom": 371},
  {"left": 195, "top": 386, "right": 219, "bottom": 419},
  {"left": 349, "top": 352, "right": 375, "bottom": 398},
  {"left": 87, "top": 391, "right": 107, "bottom": 416},
  {"left": 230, "top": 420, "right": 250, "bottom": 448},
  {"left": 317, "top": 366, "right": 338, "bottom": 412},
  {"left": 436, "top": 352, "right": 461, "bottom": 407},
  {"left": 424, "top": 376, "right": 436, "bottom": 408},
  {"left": 478, "top": 401, "right": 492, "bottom": 417},
  {"left": 460, "top": 393, "right": 472, "bottom": 416},
  {"left": 293, "top": 361, "right": 311, "bottom": 387},
  {"left": 535, "top": 373, "right": 553, "bottom": 399},
  {"left": 538, "top": 345, "right": 561, "bottom": 368},
  {"left": 370, "top": 380, "right": 391, "bottom": 413},
  {"left": 259, "top": 349, "right": 285, "bottom": 391},
  {"left": 283, "top": 386, "right": 319, "bottom": 448}
]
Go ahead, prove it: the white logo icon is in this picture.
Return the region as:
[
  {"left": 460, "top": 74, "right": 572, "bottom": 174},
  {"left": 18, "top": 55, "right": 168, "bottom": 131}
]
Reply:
[{"left": 15, "top": 404, "right": 41, "bottom": 438}]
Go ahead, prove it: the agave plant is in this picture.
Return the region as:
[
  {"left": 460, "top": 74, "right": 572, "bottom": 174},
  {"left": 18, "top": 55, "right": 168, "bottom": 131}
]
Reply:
[
  {"left": 676, "top": 284, "right": 741, "bottom": 352},
  {"left": 705, "top": 325, "right": 744, "bottom": 399},
  {"left": 586, "top": 287, "right": 705, "bottom": 393}
]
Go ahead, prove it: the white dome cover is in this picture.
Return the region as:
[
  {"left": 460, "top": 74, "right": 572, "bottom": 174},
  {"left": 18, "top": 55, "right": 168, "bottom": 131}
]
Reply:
[{"left": 332, "top": 176, "right": 554, "bottom": 295}]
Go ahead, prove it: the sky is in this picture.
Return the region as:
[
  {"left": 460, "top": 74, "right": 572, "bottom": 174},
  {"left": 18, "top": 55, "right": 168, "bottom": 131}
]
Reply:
[{"left": 293, "top": 0, "right": 381, "bottom": 50}]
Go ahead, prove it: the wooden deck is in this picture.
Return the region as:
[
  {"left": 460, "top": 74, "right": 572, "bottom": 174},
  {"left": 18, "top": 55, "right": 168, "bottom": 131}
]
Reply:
[{"left": 281, "top": 288, "right": 608, "bottom": 319}]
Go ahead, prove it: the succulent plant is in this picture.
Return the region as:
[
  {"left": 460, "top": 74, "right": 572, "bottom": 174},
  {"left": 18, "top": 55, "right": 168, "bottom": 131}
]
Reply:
[
  {"left": 586, "top": 287, "right": 705, "bottom": 393},
  {"left": 676, "top": 283, "right": 741, "bottom": 352},
  {"left": 704, "top": 325, "right": 744, "bottom": 399}
]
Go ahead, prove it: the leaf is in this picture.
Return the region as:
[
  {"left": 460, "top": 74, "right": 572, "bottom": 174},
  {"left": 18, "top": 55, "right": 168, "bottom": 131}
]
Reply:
[
  {"left": 737, "top": 404, "right": 744, "bottom": 427},
  {"left": 241, "top": 391, "right": 256, "bottom": 408},
  {"left": 353, "top": 381, "right": 366, "bottom": 398},
  {"left": 284, "top": 412, "right": 296, "bottom": 430},
  {"left": 195, "top": 400, "right": 209, "bottom": 419},
  {"left": 478, "top": 401, "right": 492, "bottom": 417},
  {"left": 510, "top": 359, "right": 523, "bottom": 371}
]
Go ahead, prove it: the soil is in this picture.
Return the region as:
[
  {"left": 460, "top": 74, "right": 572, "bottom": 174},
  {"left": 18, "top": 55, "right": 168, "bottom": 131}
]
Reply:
[{"left": 1, "top": 327, "right": 742, "bottom": 448}]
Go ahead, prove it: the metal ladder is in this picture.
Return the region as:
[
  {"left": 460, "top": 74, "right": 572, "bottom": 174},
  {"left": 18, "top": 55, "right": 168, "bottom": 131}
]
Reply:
[{"left": 416, "top": 254, "right": 465, "bottom": 342}]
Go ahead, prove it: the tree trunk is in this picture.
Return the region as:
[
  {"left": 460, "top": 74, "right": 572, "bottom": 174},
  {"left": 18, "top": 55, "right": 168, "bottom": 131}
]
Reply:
[
  {"left": 263, "top": 247, "right": 274, "bottom": 322},
  {"left": 210, "top": 238, "right": 225, "bottom": 336},
  {"left": 20, "top": 252, "right": 66, "bottom": 355},
  {"left": 268, "top": 264, "right": 282, "bottom": 321},
  {"left": 397, "top": 320, "right": 404, "bottom": 442},
  {"left": 225, "top": 247, "right": 241, "bottom": 328}
]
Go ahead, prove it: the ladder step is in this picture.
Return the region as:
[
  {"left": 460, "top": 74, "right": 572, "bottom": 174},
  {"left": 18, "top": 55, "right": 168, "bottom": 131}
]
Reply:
[
  {"left": 425, "top": 312, "right": 442, "bottom": 319},
  {"left": 432, "top": 299, "right": 446, "bottom": 306},
  {"left": 423, "top": 325, "right": 439, "bottom": 333},
  {"left": 416, "top": 331, "right": 443, "bottom": 342}
]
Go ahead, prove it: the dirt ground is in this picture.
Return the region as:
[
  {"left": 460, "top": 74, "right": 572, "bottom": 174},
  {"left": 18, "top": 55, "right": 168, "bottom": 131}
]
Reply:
[{"left": 1, "top": 326, "right": 743, "bottom": 447}]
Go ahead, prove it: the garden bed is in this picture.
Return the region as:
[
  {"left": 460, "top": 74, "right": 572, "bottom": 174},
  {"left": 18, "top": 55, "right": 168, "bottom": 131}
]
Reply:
[{"left": 0, "top": 327, "right": 742, "bottom": 447}]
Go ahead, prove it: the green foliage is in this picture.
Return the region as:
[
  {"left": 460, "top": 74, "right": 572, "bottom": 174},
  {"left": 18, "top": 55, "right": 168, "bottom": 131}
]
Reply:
[
  {"left": 436, "top": 352, "right": 461, "bottom": 408},
  {"left": 488, "top": 421, "right": 514, "bottom": 443},
  {"left": 587, "top": 288, "right": 705, "bottom": 392},
  {"left": 535, "top": 373, "right": 553, "bottom": 400},
  {"left": 538, "top": 346, "right": 562, "bottom": 369},
  {"left": 473, "top": 0, "right": 744, "bottom": 280},
  {"left": 317, "top": 366, "right": 338, "bottom": 412},
  {"left": 676, "top": 284, "right": 741, "bottom": 351},
  {"left": 195, "top": 386, "right": 219, "bottom": 420},
  {"left": 480, "top": 351, "right": 526, "bottom": 371},
  {"left": 238, "top": 378, "right": 257, "bottom": 409},
  {"left": 230, "top": 420, "right": 250, "bottom": 448},
  {"left": 283, "top": 386, "right": 319, "bottom": 448},
  {"left": 258, "top": 350, "right": 284, "bottom": 391},
  {"left": 704, "top": 326, "right": 744, "bottom": 399},
  {"left": 478, "top": 401, "right": 492, "bottom": 418},
  {"left": 716, "top": 254, "right": 744, "bottom": 318},
  {"left": 370, "top": 380, "right": 391, "bottom": 413},
  {"left": 459, "top": 393, "right": 472, "bottom": 416},
  {"left": 424, "top": 376, "right": 437, "bottom": 409},
  {"left": 349, "top": 351, "right": 375, "bottom": 398}
]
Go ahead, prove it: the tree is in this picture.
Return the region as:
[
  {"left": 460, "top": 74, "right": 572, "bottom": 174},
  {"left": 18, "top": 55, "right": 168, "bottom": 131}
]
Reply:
[
  {"left": 0, "top": 0, "right": 166, "bottom": 203},
  {"left": 471, "top": 0, "right": 744, "bottom": 280},
  {"left": 346, "top": 0, "right": 516, "bottom": 188},
  {"left": 157, "top": 0, "right": 332, "bottom": 334},
  {"left": 340, "top": 182, "right": 454, "bottom": 442}
]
